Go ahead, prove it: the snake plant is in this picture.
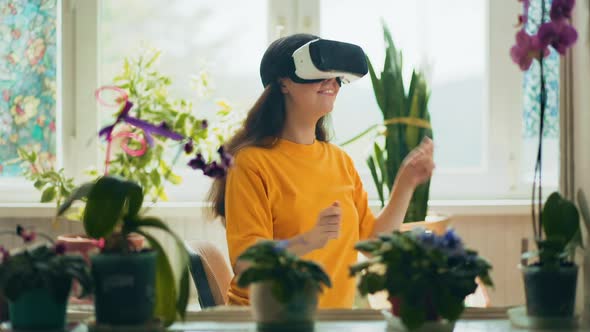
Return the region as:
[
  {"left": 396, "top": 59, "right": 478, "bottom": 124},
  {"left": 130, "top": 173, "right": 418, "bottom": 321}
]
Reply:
[{"left": 342, "top": 22, "right": 433, "bottom": 222}]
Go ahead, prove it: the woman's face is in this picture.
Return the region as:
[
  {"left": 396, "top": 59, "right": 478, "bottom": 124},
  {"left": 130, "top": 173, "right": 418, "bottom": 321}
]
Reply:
[{"left": 280, "top": 77, "right": 341, "bottom": 119}]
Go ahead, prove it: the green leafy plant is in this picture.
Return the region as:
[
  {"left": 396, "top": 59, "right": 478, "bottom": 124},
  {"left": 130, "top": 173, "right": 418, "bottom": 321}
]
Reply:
[
  {"left": 350, "top": 229, "right": 492, "bottom": 330},
  {"left": 523, "top": 191, "right": 582, "bottom": 267},
  {"left": 236, "top": 241, "right": 331, "bottom": 304},
  {"left": 341, "top": 22, "right": 432, "bottom": 222},
  {"left": 57, "top": 175, "right": 190, "bottom": 325},
  {"left": 0, "top": 225, "right": 92, "bottom": 303},
  {"left": 97, "top": 47, "right": 236, "bottom": 202},
  {"left": 15, "top": 148, "right": 75, "bottom": 208}
]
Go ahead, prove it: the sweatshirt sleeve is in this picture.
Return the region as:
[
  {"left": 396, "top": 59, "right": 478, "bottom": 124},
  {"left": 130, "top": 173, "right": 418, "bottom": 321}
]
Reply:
[{"left": 225, "top": 152, "right": 274, "bottom": 268}]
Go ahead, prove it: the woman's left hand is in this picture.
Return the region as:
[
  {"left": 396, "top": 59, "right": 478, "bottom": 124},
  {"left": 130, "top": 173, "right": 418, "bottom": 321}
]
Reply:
[{"left": 397, "top": 137, "right": 435, "bottom": 188}]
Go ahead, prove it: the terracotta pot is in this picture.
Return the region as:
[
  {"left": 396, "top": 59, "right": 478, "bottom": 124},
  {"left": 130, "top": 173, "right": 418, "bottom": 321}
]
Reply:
[
  {"left": 57, "top": 233, "right": 145, "bottom": 260},
  {"left": 250, "top": 281, "right": 318, "bottom": 327}
]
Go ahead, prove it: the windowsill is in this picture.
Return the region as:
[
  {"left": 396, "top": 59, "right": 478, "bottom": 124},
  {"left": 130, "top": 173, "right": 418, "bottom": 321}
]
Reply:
[{"left": 0, "top": 199, "right": 532, "bottom": 219}]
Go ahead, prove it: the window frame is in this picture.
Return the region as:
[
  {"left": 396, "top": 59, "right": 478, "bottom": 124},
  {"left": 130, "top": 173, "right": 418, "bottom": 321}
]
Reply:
[{"left": 0, "top": 0, "right": 557, "bottom": 204}]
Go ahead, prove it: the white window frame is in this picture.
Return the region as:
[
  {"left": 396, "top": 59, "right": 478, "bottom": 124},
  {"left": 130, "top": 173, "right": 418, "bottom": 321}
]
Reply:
[{"left": 0, "top": 0, "right": 556, "bottom": 206}]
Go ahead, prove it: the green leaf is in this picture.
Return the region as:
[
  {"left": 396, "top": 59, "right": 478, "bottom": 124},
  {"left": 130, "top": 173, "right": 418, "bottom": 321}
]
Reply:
[
  {"left": 357, "top": 272, "right": 386, "bottom": 296},
  {"left": 374, "top": 142, "right": 390, "bottom": 194},
  {"left": 129, "top": 216, "right": 189, "bottom": 320},
  {"left": 367, "top": 155, "right": 384, "bottom": 208},
  {"left": 57, "top": 182, "right": 94, "bottom": 216},
  {"left": 126, "top": 180, "right": 144, "bottom": 218},
  {"left": 542, "top": 192, "right": 580, "bottom": 248},
  {"left": 133, "top": 230, "right": 177, "bottom": 326},
  {"left": 432, "top": 287, "right": 464, "bottom": 322},
  {"left": 367, "top": 57, "right": 385, "bottom": 112},
  {"left": 41, "top": 187, "right": 56, "bottom": 203},
  {"left": 398, "top": 301, "right": 426, "bottom": 331},
  {"left": 34, "top": 180, "right": 46, "bottom": 190},
  {"left": 83, "top": 177, "right": 130, "bottom": 238},
  {"left": 150, "top": 169, "right": 161, "bottom": 187}
]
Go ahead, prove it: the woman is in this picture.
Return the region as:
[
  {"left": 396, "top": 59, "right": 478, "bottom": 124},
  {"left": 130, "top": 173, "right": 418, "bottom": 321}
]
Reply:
[{"left": 209, "top": 34, "right": 434, "bottom": 308}]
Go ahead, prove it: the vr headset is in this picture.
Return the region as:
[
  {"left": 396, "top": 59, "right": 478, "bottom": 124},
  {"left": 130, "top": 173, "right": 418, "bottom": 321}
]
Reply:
[{"left": 291, "top": 39, "right": 368, "bottom": 84}]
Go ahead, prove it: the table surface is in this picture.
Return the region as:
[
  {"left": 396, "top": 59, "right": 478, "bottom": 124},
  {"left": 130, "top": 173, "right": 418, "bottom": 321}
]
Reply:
[{"left": 4, "top": 307, "right": 587, "bottom": 332}]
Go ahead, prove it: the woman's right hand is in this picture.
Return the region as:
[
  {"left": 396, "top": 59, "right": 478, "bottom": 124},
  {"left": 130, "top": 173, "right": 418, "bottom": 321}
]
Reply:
[{"left": 303, "top": 201, "right": 342, "bottom": 250}]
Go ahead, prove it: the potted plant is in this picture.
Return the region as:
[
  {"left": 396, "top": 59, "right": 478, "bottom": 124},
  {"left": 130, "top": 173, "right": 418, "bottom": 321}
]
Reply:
[
  {"left": 236, "top": 240, "right": 331, "bottom": 330},
  {"left": 57, "top": 176, "right": 190, "bottom": 327},
  {"left": 341, "top": 21, "right": 435, "bottom": 225},
  {"left": 0, "top": 225, "right": 92, "bottom": 330},
  {"left": 509, "top": 0, "right": 580, "bottom": 319},
  {"left": 521, "top": 192, "right": 581, "bottom": 317},
  {"left": 350, "top": 229, "right": 493, "bottom": 331}
]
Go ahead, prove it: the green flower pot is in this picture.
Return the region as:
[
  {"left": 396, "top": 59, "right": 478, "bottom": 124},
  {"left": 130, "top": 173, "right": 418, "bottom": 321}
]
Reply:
[
  {"left": 522, "top": 264, "right": 578, "bottom": 317},
  {"left": 91, "top": 251, "right": 157, "bottom": 325},
  {"left": 9, "top": 282, "right": 70, "bottom": 331}
]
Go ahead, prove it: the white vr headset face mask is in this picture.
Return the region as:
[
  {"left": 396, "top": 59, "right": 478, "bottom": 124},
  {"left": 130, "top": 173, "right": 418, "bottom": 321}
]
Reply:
[{"left": 291, "top": 39, "right": 368, "bottom": 84}]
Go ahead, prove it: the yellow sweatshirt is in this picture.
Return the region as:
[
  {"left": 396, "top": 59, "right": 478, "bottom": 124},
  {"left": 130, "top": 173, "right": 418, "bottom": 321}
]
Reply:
[{"left": 225, "top": 138, "right": 375, "bottom": 308}]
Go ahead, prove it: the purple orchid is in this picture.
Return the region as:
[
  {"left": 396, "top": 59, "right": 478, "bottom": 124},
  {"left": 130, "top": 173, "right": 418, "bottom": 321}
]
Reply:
[
  {"left": 537, "top": 20, "right": 578, "bottom": 55},
  {"left": 550, "top": 0, "right": 575, "bottom": 21},
  {"left": 510, "top": 29, "right": 549, "bottom": 70}
]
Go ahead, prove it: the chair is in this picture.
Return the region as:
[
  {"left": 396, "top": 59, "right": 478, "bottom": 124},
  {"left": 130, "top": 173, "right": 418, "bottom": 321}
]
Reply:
[{"left": 185, "top": 240, "right": 233, "bottom": 308}]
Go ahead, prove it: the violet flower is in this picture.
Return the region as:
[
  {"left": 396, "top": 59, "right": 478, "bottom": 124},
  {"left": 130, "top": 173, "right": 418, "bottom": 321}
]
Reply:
[
  {"left": 0, "top": 246, "right": 9, "bottom": 262},
  {"left": 54, "top": 243, "right": 67, "bottom": 255},
  {"left": 188, "top": 153, "right": 207, "bottom": 170},
  {"left": 184, "top": 140, "right": 194, "bottom": 154}
]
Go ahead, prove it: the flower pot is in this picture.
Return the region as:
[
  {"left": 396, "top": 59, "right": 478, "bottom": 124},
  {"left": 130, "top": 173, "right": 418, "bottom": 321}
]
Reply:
[
  {"left": 389, "top": 295, "right": 440, "bottom": 322},
  {"left": 522, "top": 264, "right": 578, "bottom": 317},
  {"left": 8, "top": 280, "right": 71, "bottom": 331},
  {"left": 250, "top": 281, "right": 318, "bottom": 331},
  {"left": 91, "top": 251, "right": 157, "bottom": 325},
  {"left": 0, "top": 294, "right": 8, "bottom": 322}
]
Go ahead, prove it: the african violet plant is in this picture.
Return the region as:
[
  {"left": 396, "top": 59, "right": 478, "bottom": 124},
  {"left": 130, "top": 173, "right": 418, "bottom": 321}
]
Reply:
[
  {"left": 350, "top": 229, "right": 493, "bottom": 330},
  {"left": 236, "top": 240, "right": 331, "bottom": 304},
  {"left": 0, "top": 225, "right": 92, "bottom": 303}
]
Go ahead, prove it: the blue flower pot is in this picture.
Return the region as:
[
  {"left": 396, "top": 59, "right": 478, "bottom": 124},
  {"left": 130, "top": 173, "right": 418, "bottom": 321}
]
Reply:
[
  {"left": 9, "top": 282, "right": 71, "bottom": 331},
  {"left": 91, "top": 251, "right": 157, "bottom": 325}
]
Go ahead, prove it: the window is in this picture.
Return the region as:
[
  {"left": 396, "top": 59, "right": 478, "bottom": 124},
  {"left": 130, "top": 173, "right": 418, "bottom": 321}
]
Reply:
[
  {"left": 0, "top": 0, "right": 59, "bottom": 202},
  {"left": 519, "top": 0, "right": 560, "bottom": 189},
  {"left": 317, "top": 0, "right": 489, "bottom": 200},
  {"left": 97, "top": 0, "right": 269, "bottom": 201},
  {"left": 3, "top": 0, "right": 557, "bottom": 203}
]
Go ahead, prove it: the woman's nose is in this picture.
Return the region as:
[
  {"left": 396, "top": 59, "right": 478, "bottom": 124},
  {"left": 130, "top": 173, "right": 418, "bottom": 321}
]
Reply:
[{"left": 323, "top": 78, "right": 341, "bottom": 87}]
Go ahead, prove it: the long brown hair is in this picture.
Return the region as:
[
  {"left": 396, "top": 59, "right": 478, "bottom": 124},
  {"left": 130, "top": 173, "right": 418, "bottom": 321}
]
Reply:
[{"left": 208, "top": 81, "right": 331, "bottom": 219}]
